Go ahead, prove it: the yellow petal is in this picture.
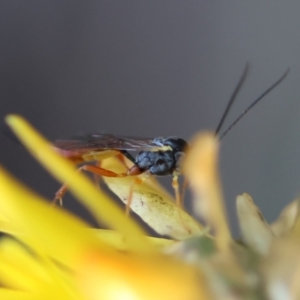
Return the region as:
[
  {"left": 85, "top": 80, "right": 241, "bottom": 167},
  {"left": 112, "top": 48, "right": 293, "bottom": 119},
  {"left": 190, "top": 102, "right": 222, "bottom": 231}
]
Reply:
[
  {"left": 0, "top": 238, "right": 77, "bottom": 299},
  {"left": 0, "top": 288, "right": 41, "bottom": 300},
  {"left": 5, "top": 115, "right": 153, "bottom": 253},
  {"left": 0, "top": 167, "right": 110, "bottom": 265},
  {"left": 0, "top": 220, "right": 19, "bottom": 236},
  {"left": 76, "top": 250, "right": 209, "bottom": 300},
  {"left": 92, "top": 229, "right": 175, "bottom": 251},
  {"left": 183, "top": 132, "right": 231, "bottom": 250}
]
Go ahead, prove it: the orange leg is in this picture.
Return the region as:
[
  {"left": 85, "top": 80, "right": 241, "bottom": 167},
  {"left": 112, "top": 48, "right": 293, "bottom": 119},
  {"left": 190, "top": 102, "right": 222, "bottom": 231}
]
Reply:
[
  {"left": 172, "top": 175, "right": 192, "bottom": 234},
  {"left": 125, "top": 175, "right": 148, "bottom": 216},
  {"left": 172, "top": 175, "right": 181, "bottom": 207},
  {"left": 172, "top": 175, "right": 189, "bottom": 207},
  {"left": 92, "top": 161, "right": 101, "bottom": 190},
  {"left": 52, "top": 164, "right": 128, "bottom": 206},
  {"left": 52, "top": 160, "right": 145, "bottom": 216},
  {"left": 180, "top": 178, "right": 189, "bottom": 206}
]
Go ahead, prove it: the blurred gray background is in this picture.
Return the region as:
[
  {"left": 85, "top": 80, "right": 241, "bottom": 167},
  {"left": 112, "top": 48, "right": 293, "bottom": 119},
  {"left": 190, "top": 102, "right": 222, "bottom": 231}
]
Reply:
[{"left": 0, "top": 1, "right": 299, "bottom": 236}]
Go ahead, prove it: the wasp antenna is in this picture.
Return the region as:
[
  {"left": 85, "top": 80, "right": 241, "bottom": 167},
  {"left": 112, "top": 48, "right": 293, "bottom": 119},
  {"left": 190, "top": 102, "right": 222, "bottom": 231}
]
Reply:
[
  {"left": 219, "top": 67, "right": 290, "bottom": 141},
  {"left": 215, "top": 62, "right": 250, "bottom": 136}
]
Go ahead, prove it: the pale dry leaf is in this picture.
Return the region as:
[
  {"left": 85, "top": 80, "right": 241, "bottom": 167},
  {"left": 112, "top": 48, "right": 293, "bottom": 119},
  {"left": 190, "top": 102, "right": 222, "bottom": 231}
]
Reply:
[
  {"left": 101, "top": 156, "right": 203, "bottom": 239},
  {"left": 236, "top": 193, "right": 274, "bottom": 255},
  {"left": 270, "top": 199, "right": 300, "bottom": 237}
]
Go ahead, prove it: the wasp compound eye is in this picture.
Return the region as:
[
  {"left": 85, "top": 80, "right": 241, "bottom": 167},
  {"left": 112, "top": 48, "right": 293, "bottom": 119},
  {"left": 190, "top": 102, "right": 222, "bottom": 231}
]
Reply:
[{"left": 162, "top": 137, "right": 188, "bottom": 152}]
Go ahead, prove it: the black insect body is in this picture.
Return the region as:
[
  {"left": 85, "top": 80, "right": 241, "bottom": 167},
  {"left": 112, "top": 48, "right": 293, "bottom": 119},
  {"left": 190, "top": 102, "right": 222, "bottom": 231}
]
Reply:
[
  {"left": 134, "top": 137, "right": 188, "bottom": 176},
  {"left": 54, "top": 135, "right": 188, "bottom": 177}
]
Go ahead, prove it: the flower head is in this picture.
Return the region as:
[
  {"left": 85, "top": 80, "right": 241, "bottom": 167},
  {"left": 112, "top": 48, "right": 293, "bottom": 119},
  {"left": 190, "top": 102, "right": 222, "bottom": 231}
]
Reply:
[
  {"left": 0, "top": 115, "right": 207, "bottom": 299},
  {"left": 1, "top": 115, "right": 300, "bottom": 300}
]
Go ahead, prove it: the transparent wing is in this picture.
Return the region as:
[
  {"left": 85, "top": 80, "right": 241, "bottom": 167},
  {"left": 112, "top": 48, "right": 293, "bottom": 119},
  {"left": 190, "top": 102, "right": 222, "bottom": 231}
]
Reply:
[{"left": 53, "top": 134, "right": 156, "bottom": 153}]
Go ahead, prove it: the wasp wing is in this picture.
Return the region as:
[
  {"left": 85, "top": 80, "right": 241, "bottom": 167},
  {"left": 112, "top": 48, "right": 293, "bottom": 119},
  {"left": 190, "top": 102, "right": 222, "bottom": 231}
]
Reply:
[{"left": 53, "top": 134, "right": 156, "bottom": 154}]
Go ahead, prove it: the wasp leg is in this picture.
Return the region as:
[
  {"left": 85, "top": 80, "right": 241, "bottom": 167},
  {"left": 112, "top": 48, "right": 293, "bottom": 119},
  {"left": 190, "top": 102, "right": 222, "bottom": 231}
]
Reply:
[
  {"left": 109, "top": 152, "right": 146, "bottom": 216},
  {"left": 172, "top": 175, "right": 192, "bottom": 234},
  {"left": 52, "top": 182, "right": 68, "bottom": 206},
  {"left": 81, "top": 164, "right": 128, "bottom": 177},
  {"left": 82, "top": 162, "right": 145, "bottom": 216},
  {"left": 172, "top": 175, "right": 181, "bottom": 206},
  {"left": 180, "top": 178, "right": 189, "bottom": 206},
  {"left": 92, "top": 161, "right": 101, "bottom": 190},
  {"left": 125, "top": 173, "right": 149, "bottom": 216},
  {"left": 172, "top": 175, "right": 189, "bottom": 206},
  {"left": 52, "top": 164, "right": 128, "bottom": 206}
]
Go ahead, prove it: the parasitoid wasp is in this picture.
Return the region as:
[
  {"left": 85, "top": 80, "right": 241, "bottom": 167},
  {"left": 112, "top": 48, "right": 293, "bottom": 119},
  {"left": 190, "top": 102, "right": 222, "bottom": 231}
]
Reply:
[{"left": 52, "top": 64, "right": 289, "bottom": 212}]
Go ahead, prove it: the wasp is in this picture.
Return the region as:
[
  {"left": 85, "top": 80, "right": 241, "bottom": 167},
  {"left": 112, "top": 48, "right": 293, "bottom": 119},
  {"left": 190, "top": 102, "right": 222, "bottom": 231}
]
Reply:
[
  {"left": 53, "top": 134, "right": 188, "bottom": 209},
  {"left": 52, "top": 65, "right": 289, "bottom": 212}
]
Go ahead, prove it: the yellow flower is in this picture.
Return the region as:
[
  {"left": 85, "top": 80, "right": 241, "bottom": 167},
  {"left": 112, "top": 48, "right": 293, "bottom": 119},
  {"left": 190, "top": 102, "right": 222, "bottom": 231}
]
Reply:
[
  {"left": 0, "top": 115, "right": 208, "bottom": 300},
  {"left": 2, "top": 115, "right": 300, "bottom": 300}
]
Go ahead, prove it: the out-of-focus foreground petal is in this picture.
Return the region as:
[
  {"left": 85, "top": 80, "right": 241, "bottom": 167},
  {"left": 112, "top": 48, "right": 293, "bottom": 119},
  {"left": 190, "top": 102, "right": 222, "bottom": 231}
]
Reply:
[
  {"left": 77, "top": 249, "right": 208, "bottom": 300},
  {"left": 183, "top": 132, "right": 231, "bottom": 250},
  {"left": 5, "top": 114, "right": 151, "bottom": 253},
  {"left": 0, "top": 160, "right": 207, "bottom": 300},
  {"left": 93, "top": 229, "right": 175, "bottom": 251},
  {"left": 0, "top": 167, "right": 107, "bottom": 266}
]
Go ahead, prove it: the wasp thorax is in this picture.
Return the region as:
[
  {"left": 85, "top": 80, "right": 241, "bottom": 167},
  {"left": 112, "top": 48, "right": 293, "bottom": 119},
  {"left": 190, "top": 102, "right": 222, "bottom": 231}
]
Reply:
[
  {"left": 134, "top": 137, "right": 188, "bottom": 176},
  {"left": 162, "top": 137, "right": 188, "bottom": 152},
  {"left": 135, "top": 151, "right": 174, "bottom": 176}
]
